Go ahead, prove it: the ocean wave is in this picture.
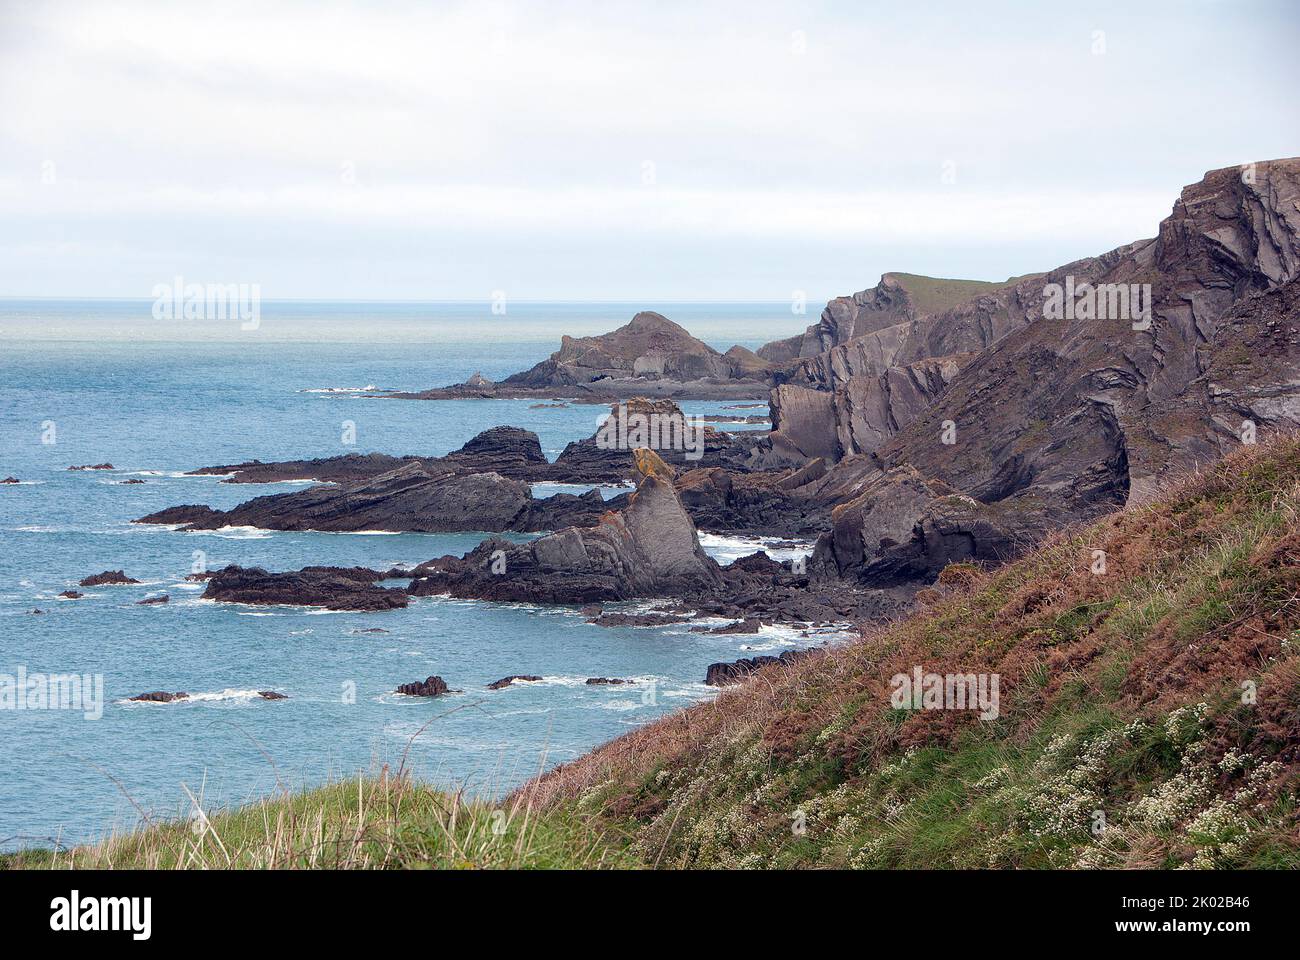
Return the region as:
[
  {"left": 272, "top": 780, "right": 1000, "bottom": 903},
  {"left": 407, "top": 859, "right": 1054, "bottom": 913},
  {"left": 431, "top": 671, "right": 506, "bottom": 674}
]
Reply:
[{"left": 299, "top": 384, "right": 377, "bottom": 394}]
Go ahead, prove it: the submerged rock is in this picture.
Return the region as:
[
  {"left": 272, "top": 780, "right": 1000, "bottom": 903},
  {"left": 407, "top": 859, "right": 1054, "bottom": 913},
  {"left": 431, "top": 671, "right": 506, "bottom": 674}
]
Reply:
[
  {"left": 68, "top": 463, "right": 114, "bottom": 471},
  {"left": 691, "top": 617, "right": 762, "bottom": 634},
  {"left": 587, "top": 612, "right": 690, "bottom": 628},
  {"left": 58, "top": 590, "right": 84, "bottom": 599},
  {"left": 585, "top": 677, "right": 631, "bottom": 685},
  {"left": 130, "top": 691, "right": 188, "bottom": 703},
  {"left": 487, "top": 675, "right": 543, "bottom": 690},
  {"left": 137, "top": 594, "right": 170, "bottom": 605}
]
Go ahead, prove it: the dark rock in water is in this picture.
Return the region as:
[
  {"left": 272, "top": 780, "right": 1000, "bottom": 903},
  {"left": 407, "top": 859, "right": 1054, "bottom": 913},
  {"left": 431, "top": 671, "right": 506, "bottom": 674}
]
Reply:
[
  {"left": 137, "top": 594, "right": 170, "bottom": 605},
  {"left": 28, "top": 608, "right": 43, "bottom": 615},
  {"left": 1, "top": 477, "right": 20, "bottom": 484},
  {"left": 585, "top": 677, "right": 631, "bottom": 685},
  {"left": 704, "top": 648, "right": 816, "bottom": 687},
  {"left": 352, "top": 627, "right": 390, "bottom": 634},
  {"left": 138, "top": 462, "right": 610, "bottom": 535},
  {"left": 68, "top": 463, "right": 114, "bottom": 471},
  {"left": 184, "top": 571, "right": 217, "bottom": 581},
  {"left": 396, "top": 675, "right": 449, "bottom": 697},
  {"left": 692, "top": 617, "right": 762, "bottom": 634},
  {"left": 130, "top": 691, "right": 188, "bottom": 703},
  {"left": 58, "top": 590, "right": 84, "bottom": 599},
  {"left": 587, "top": 612, "right": 690, "bottom": 628},
  {"left": 257, "top": 691, "right": 288, "bottom": 700},
  {"left": 486, "top": 675, "right": 543, "bottom": 690},
  {"left": 79, "top": 570, "right": 141, "bottom": 586},
  {"left": 119, "top": 478, "right": 147, "bottom": 485},
  {"left": 186, "top": 427, "right": 550, "bottom": 485},
  {"left": 201, "top": 565, "right": 407, "bottom": 611},
  {"left": 140, "top": 504, "right": 224, "bottom": 527},
  {"left": 190, "top": 452, "right": 427, "bottom": 484}
]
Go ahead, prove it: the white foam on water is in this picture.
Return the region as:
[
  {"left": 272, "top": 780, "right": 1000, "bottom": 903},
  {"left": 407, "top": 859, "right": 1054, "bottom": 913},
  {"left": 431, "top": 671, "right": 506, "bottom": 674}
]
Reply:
[
  {"left": 115, "top": 688, "right": 275, "bottom": 706},
  {"left": 201, "top": 525, "right": 273, "bottom": 540},
  {"left": 697, "top": 531, "right": 815, "bottom": 564},
  {"left": 300, "top": 384, "right": 377, "bottom": 393}
]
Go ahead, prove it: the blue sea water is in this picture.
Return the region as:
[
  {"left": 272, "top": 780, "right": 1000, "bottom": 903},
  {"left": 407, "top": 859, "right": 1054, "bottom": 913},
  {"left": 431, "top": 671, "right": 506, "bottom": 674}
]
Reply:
[{"left": 0, "top": 299, "right": 826, "bottom": 849}]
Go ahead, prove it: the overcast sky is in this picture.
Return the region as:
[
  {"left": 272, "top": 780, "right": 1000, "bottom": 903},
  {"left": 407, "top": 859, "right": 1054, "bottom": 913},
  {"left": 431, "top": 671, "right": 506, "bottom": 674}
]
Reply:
[{"left": 1, "top": 0, "right": 1296, "bottom": 302}]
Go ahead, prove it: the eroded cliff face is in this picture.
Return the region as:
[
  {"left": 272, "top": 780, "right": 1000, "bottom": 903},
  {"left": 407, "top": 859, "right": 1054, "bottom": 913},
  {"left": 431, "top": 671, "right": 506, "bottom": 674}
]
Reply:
[
  {"left": 811, "top": 158, "right": 1300, "bottom": 583},
  {"left": 757, "top": 275, "right": 919, "bottom": 362}
]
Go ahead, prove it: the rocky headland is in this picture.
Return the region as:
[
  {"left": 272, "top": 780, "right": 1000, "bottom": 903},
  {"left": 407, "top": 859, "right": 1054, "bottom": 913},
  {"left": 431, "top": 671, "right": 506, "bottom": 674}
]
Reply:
[{"left": 117, "top": 160, "right": 1300, "bottom": 646}]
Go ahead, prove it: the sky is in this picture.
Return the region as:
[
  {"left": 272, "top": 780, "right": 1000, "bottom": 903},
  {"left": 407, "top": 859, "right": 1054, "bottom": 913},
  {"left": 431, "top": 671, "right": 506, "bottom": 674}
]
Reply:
[{"left": 0, "top": 0, "right": 1296, "bottom": 303}]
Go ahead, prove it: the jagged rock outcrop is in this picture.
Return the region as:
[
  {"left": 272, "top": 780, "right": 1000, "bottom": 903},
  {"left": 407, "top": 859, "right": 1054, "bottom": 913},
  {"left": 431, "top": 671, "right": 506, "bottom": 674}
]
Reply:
[
  {"left": 407, "top": 457, "right": 725, "bottom": 604},
  {"left": 758, "top": 274, "right": 921, "bottom": 362},
  {"left": 201, "top": 565, "right": 407, "bottom": 611},
  {"left": 396, "top": 676, "right": 449, "bottom": 697},
  {"left": 393, "top": 312, "right": 773, "bottom": 400}
]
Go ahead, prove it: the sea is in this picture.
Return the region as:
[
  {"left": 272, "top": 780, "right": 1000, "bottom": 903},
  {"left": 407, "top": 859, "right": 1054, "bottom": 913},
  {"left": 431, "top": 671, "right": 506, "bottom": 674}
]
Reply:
[{"left": 0, "top": 299, "right": 835, "bottom": 850}]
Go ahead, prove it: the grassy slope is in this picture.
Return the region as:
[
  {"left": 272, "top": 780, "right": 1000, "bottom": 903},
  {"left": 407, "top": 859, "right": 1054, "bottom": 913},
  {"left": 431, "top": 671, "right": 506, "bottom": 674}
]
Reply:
[
  {"left": 10, "top": 436, "right": 1298, "bottom": 870},
  {"left": 3, "top": 774, "right": 635, "bottom": 870},
  {"left": 886, "top": 271, "right": 1036, "bottom": 317},
  {"left": 525, "top": 435, "right": 1300, "bottom": 869}
]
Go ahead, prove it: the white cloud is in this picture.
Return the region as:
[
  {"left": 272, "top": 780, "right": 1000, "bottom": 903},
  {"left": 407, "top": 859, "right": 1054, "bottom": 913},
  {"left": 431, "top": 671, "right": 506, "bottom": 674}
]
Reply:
[{"left": 0, "top": 0, "right": 1295, "bottom": 298}]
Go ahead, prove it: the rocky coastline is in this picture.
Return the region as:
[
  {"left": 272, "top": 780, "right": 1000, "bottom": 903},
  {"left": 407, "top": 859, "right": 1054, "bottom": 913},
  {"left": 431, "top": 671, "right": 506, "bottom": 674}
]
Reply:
[{"left": 97, "top": 159, "right": 1300, "bottom": 692}]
